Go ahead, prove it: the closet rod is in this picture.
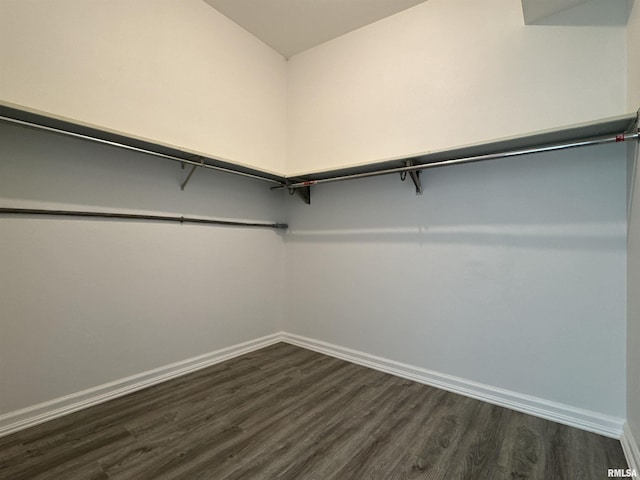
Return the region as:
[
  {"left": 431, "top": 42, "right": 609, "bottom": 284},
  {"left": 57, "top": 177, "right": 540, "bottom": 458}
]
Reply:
[
  {"left": 0, "top": 208, "right": 288, "bottom": 230},
  {"left": 0, "top": 116, "right": 285, "bottom": 186},
  {"left": 277, "top": 130, "right": 640, "bottom": 190}
]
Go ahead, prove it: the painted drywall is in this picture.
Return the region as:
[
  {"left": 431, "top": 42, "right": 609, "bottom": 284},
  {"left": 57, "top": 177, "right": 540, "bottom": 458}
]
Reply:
[
  {"left": 284, "top": 143, "right": 627, "bottom": 419},
  {"left": 626, "top": 0, "right": 640, "bottom": 456},
  {"left": 628, "top": 135, "right": 640, "bottom": 452},
  {"left": 286, "top": 0, "right": 627, "bottom": 175},
  {"left": 0, "top": 0, "right": 287, "bottom": 175},
  {"left": 630, "top": 0, "right": 640, "bottom": 111},
  {"left": 0, "top": 122, "right": 286, "bottom": 415}
]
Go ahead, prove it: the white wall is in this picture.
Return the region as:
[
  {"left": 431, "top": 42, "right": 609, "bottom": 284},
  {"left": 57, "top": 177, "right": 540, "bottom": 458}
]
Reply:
[
  {"left": 284, "top": 143, "right": 627, "bottom": 420},
  {"left": 0, "top": 0, "right": 632, "bottom": 436},
  {"left": 0, "top": 0, "right": 287, "bottom": 175},
  {"left": 287, "top": 0, "right": 627, "bottom": 175},
  {"left": 1, "top": 0, "right": 630, "bottom": 177},
  {"left": 629, "top": 0, "right": 640, "bottom": 111},
  {"left": 628, "top": 138, "right": 640, "bottom": 456},
  {"left": 0, "top": 122, "right": 286, "bottom": 415},
  {"left": 627, "top": 0, "right": 640, "bottom": 450}
]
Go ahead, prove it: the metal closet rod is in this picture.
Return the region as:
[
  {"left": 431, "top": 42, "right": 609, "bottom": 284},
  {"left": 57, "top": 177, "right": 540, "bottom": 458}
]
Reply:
[
  {"left": 0, "top": 208, "right": 288, "bottom": 230},
  {"left": 0, "top": 116, "right": 286, "bottom": 186},
  {"left": 276, "top": 130, "right": 640, "bottom": 190}
]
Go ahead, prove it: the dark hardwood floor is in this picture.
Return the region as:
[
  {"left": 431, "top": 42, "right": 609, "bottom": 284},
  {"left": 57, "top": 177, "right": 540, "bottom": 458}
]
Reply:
[{"left": 0, "top": 342, "right": 628, "bottom": 479}]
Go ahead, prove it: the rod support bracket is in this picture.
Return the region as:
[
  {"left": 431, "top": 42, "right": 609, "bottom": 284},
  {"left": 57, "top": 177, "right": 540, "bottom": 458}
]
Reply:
[
  {"left": 180, "top": 157, "right": 205, "bottom": 191},
  {"left": 401, "top": 161, "right": 423, "bottom": 195},
  {"left": 287, "top": 181, "right": 311, "bottom": 204}
]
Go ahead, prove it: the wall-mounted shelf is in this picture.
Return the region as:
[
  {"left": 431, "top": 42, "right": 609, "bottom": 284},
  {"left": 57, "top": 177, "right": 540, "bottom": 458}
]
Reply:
[
  {"left": 2, "top": 104, "right": 638, "bottom": 207},
  {"left": 279, "top": 111, "right": 640, "bottom": 202},
  {"left": 0, "top": 104, "right": 287, "bottom": 188}
]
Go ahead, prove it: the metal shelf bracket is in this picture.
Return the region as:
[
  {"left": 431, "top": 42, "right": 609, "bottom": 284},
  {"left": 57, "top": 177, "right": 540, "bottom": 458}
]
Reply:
[
  {"left": 288, "top": 181, "right": 311, "bottom": 204},
  {"left": 401, "top": 161, "right": 423, "bottom": 195},
  {"left": 181, "top": 158, "right": 205, "bottom": 191}
]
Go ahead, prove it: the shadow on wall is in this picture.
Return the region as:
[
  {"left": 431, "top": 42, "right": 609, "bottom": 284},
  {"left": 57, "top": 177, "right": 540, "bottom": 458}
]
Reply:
[
  {"left": 285, "top": 227, "right": 623, "bottom": 250},
  {"left": 0, "top": 122, "right": 286, "bottom": 223},
  {"left": 285, "top": 142, "right": 627, "bottom": 250}
]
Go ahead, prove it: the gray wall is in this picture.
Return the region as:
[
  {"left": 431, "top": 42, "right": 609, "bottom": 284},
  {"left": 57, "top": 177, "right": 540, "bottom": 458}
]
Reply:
[
  {"left": 0, "top": 121, "right": 629, "bottom": 429},
  {"left": 628, "top": 138, "right": 640, "bottom": 446},
  {"left": 0, "top": 122, "right": 286, "bottom": 414},
  {"left": 626, "top": 0, "right": 640, "bottom": 456},
  {"left": 284, "top": 143, "right": 627, "bottom": 419}
]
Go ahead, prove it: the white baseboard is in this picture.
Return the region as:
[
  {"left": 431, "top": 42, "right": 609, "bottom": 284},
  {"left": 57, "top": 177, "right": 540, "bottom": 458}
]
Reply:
[
  {"left": 622, "top": 422, "right": 640, "bottom": 471},
  {"left": 0, "top": 333, "right": 282, "bottom": 438},
  {"left": 281, "top": 332, "right": 625, "bottom": 439},
  {"left": 1, "top": 331, "right": 626, "bottom": 441}
]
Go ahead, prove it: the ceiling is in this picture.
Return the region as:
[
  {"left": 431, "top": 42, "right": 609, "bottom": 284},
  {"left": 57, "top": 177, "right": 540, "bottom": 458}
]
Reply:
[
  {"left": 203, "top": 0, "right": 632, "bottom": 58},
  {"left": 202, "top": 0, "right": 429, "bottom": 58}
]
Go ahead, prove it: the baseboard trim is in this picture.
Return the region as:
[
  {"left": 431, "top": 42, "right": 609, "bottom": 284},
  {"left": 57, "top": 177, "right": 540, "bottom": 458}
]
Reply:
[
  {"left": 1, "top": 331, "right": 626, "bottom": 441},
  {"left": 622, "top": 423, "right": 640, "bottom": 471},
  {"left": 281, "top": 332, "right": 624, "bottom": 439},
  {"left": 0, "top": 333, "right": 282, "bottom": 438}
]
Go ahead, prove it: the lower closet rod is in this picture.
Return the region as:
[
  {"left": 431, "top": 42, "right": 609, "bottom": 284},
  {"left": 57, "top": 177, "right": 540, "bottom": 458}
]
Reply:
[{"left": 0, "top": 208, "right": 288, "bottom": 230}]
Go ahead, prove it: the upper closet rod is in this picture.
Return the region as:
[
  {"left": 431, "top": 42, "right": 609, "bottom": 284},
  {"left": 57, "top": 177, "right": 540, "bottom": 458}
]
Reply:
[
  {"left": 277, "top": 129, "right": 640, "bottom": 191},
  {"left": 0, "top": 115, "right": 285, "bottom": 186}
]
